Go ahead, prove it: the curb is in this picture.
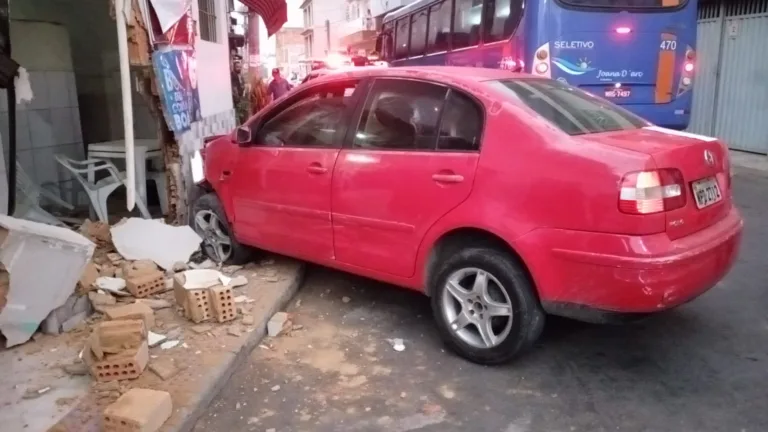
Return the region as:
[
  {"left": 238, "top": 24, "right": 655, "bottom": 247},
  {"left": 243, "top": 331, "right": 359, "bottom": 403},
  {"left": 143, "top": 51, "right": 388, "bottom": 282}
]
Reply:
[{"left": 168, "top": 262, "right": 306, "bottom": 432}]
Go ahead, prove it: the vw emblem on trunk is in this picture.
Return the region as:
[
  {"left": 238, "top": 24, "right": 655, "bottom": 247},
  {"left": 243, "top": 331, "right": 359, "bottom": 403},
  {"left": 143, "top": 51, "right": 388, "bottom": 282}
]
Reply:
[{"left": 704, "top": 150, "right": 715, "bottom": 166}]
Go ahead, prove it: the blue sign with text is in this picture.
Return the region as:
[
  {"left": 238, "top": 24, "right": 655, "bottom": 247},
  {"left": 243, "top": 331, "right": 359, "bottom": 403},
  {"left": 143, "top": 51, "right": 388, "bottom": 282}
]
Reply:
[{"left": 152, "top": 49, "right": 201, "bottom": 134}]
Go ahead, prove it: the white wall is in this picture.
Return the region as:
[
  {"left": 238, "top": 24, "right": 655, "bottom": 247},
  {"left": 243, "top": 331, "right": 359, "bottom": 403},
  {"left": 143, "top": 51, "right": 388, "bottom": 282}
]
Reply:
[{"left": 193, "top": 0, "right": 234, "bottom": 118}]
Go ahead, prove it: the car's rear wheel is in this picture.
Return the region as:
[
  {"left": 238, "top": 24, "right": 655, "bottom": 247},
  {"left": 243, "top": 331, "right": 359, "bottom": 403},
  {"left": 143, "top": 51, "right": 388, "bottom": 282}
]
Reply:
[
  {"left": 192, "top": 193, "right": 252, "bottom": 265},
  {"left": 431, "top": 247, "right": 545, "bottom": 365}
]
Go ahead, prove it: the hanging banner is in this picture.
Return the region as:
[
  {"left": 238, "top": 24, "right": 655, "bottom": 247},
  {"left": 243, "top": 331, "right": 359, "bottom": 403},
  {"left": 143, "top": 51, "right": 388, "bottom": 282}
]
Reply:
[{"left": 152, "top": 49, "right": 201, "bottom": 134}]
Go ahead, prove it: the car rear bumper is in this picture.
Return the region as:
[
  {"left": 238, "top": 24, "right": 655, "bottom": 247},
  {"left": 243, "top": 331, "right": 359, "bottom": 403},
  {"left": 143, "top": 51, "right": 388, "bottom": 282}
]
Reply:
[{"left": 515, "top": 206, "right": 743, "bottom": 314}]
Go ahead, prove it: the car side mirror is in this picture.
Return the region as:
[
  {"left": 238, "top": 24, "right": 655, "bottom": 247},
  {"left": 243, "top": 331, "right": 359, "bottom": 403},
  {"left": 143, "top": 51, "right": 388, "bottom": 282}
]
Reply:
[
  {"left": 236, "top": 126, "right": 252, "bottom": 147},
  {"left": 374, "top": 34, "right": 382, "bottom": 54}
]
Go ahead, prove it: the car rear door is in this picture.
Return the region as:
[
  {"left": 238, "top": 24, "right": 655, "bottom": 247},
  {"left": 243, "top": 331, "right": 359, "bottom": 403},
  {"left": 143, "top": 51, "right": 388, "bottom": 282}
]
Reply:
[
  {"left": 228, "top": 78, "right": 363, "bottom": 261},
  {"left": 331, "top": 77, "right": 484, "bottom": 277}
]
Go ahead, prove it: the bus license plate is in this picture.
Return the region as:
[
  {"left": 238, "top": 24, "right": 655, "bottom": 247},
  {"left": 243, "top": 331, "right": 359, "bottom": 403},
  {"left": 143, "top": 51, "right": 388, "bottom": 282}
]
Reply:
[
  {"left": 604, "top": 88, "right": 631, "bottom": 98},
  {"left": 692, "top": 177, "right": 722, "bottom": 209}
]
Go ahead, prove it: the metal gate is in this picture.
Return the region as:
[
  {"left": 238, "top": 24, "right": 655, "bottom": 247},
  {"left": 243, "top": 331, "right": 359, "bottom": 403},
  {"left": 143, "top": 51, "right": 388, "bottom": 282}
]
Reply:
[{"left": 688, "top": 0, "right": 768, "bottom": 154}]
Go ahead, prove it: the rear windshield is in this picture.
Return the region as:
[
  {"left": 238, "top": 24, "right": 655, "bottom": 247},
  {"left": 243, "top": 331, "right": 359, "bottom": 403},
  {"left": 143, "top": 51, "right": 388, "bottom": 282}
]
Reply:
[
  {"left": 557, "top": 0, "right": 686, "bottom": 9},
  {"left": 491, "top": 79, "right": 648, "bottom": 136}
]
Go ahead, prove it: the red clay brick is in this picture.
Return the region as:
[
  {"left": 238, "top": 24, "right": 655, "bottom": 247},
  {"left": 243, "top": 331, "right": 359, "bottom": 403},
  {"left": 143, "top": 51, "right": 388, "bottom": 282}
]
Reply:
[
  {"left": 103, "top": 388, "right": 172, "bottom": 431},
  {"left": 95, "top": 319, "right": 147, "bottom": 354},
  {"left": 87, "top": 340, "right": 149, "bottom": 382},
  {"left": 104, "top": 303, "right": 155, "bottom": 328},
  {"left": 125, "top": 270, "right": 165, "bottom": 298},
  {"left": 209, "top": 285, "right": 236, "bottom": 323}
]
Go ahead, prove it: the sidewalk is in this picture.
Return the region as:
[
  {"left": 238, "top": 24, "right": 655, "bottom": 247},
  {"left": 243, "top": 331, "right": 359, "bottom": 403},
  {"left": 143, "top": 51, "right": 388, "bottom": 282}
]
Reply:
[
  {"left": 730, "top": 150, "right": 768, "bottom": 176},
  {"left": 0, "top": 256, "right": 304, "bottom": 432}
]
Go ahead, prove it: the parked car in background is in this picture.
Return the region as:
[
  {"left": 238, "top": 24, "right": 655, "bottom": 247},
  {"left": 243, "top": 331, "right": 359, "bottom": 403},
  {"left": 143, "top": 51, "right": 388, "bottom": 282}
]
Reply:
[{"left": 193, "top": 66, "right": 743, "bottom": 365}]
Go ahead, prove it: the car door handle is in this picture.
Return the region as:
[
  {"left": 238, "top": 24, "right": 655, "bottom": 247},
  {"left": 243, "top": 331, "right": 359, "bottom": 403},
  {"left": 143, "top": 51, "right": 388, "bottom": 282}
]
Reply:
[
  {"left": 306, "top": 164, "right": 328, "bottom": 174},
  {"left": 220, "top": 170, "right": 232, "bottom": 181},
  {"left": 432, "top": 173, "right": 464, "bottom": 183}
]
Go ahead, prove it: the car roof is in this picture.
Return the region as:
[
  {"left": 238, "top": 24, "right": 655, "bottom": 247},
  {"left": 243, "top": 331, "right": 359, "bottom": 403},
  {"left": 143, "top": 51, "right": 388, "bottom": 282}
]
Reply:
[{"left": 307, "top": 66, "right": 532, "bottom": 87}]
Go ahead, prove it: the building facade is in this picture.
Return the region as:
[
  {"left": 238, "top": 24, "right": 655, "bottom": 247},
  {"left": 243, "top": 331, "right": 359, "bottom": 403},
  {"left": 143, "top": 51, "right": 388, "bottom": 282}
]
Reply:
[
  {"left": 275, "top": 27, "right": 305, "bottom": 77},
  {"left": 0, "top": 0, "right": 236, "bottom": 217},
  {"left": 300, "top": 0, "right": 347, "bottom": 59},
  {"left": 339, "top": 0, "right": 377, "bottom": 56}
]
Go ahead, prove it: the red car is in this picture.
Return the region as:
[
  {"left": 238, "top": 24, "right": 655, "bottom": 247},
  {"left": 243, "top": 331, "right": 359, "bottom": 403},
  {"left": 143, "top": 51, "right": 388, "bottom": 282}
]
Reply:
[{"left": 194, "top": 66, "right": 743, "bottom": 365}]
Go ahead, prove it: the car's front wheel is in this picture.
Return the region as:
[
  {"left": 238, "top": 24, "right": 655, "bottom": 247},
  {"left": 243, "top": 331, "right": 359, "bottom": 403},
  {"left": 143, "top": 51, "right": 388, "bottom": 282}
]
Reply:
[
  {"left": 431, "top": 247, "right": 545, "bottom": 365},
  {"left": 191, "top": 193, "right": 252, "bottom": 264}
]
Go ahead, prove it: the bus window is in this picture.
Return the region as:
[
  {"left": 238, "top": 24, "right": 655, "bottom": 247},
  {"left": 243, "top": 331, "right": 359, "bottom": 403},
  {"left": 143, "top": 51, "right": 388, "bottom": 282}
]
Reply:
[
  {"left": 453, "top": 0, "right": 483, "bottom": 50},
  {"left": 557, "top": 0, "right": 683, "bottom": 8},
  {"left": 427, "top": 1, "right": 450, "bottom": 54},
  {"left": 395, "top": 18, "right": 410, "bottom": 59},
  {"left": 410, "top": 10, "right": 428, "bottom": 57},
  {"left": 483, "top": 0, "right": 524, "bottom": 44},
  {"left": 381, "top": 22, "right": 394, "bottom": 60}
]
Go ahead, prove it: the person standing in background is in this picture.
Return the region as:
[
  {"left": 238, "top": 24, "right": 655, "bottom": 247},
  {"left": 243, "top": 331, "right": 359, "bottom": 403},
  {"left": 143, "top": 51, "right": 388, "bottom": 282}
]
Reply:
[
  {"left": 231, "top": 54, "right": 247, "bottom": 123},
  {"left": 249, "top": 70, "right": 270, "bottom": 117},
  {"left": 268, "top": 68, "right": 292, "bottom": 102}
]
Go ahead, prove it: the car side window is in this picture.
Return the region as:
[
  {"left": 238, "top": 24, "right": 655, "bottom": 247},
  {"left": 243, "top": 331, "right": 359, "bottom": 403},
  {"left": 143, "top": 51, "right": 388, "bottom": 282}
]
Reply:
[
  {"left": 353, "top": 79, "right": 448, "bottom": 150},
  {"left": 437, "top": 90, "right": 483, "bottom": 151},
  {"left": 256, "top": 80, "right": 359, "bottom": 148}
]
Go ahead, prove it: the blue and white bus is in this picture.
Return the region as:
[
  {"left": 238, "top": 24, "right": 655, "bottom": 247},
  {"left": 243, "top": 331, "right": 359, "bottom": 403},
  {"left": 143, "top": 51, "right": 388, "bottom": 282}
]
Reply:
[{"left": 376, "top": 0, "right": 698, "bottom": 129}]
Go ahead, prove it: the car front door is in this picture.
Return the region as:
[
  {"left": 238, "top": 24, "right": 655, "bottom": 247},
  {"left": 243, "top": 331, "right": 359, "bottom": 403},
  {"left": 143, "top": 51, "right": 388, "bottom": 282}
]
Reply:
[
  {"left": 331, "top": 78, "right": 484, "bottom": 277},
  {"left": 229, "top": 78, "right": 363, "bottom": 261}
]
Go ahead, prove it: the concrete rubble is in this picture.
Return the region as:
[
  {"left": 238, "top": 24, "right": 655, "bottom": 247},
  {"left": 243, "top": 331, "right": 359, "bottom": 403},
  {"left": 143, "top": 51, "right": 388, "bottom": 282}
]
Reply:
[{"left": 0, "top": 214, "right": 301, "bottom": 432}]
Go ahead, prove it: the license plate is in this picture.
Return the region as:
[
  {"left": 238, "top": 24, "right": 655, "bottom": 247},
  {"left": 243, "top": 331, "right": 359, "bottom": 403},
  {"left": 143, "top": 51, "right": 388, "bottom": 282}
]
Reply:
[
  {"left": 692, "top": 177, "right": 723, "bottom": 209},
  {"left": 604, "top": 88, "right": 631, "bottom": 98}
]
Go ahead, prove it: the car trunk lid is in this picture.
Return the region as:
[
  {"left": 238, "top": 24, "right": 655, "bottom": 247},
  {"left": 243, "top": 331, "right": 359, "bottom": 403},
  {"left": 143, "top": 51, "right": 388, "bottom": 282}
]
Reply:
[{"left": 583, "top": 126, "right": 731, "bottom": 240}]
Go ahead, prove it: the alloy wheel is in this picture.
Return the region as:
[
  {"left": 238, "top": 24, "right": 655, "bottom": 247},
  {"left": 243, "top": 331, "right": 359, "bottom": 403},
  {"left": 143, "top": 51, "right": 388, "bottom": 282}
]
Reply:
[
  {"left": 193, "top": 210, "right": 233, "bottom": 263},
  {"left": 440, "top": 267, "right": 514, "bottom": 349}
]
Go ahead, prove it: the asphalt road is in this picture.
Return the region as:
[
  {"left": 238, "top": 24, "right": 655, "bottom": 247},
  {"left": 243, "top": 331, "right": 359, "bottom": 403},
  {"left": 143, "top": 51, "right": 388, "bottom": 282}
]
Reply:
[{"left": 194, "top": 169, "right": 768, "bottom": 432}]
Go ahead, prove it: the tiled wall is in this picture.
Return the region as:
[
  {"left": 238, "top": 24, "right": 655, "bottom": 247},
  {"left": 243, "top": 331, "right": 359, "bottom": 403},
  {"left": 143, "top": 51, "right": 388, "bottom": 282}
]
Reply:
[{"left": 0, "top": 20, "right": 85, "bottom": 207}]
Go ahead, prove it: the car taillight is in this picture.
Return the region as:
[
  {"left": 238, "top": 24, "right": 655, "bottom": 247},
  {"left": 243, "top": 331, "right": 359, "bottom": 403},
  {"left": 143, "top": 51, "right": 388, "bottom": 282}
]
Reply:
[
  {"left": 619, "top": 169, "right": 686, "bottom": 215},
  {"left": 684, "top": 62, "right": 694, "bottom": 72}
]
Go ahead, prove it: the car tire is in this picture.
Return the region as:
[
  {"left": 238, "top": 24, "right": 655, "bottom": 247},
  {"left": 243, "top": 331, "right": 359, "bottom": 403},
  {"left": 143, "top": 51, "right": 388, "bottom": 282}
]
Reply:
[
  {"left": 191, "top": 193, "right": 252, "bottom": 265},
  {"left": 430, "top": 247, "right": 545, "bottom": 365}
]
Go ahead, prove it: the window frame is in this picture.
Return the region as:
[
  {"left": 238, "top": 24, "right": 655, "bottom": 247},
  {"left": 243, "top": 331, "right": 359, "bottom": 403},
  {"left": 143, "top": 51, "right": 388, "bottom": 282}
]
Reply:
[
  {"left": 342, "top": 77, "right": 486, "bottom": 154},
  {"left": 197, "top": 0, "right": 218, "bottom": 43},
  {"left": 394, "top": 17, "right": 411, "bottom": 59},
  {"left": 246, "top": 78, "right": 365, "bottom": 149},
  {"left": 409, "top": 9, "right": 429, "bottom": 57},
  {"left": 426, "top": 1, "right": 451, "bottom": 54},
  {"left": 451, "top": 0, "right": 484, "bottom": 51},
  {"left": 435, "top": 88, "right": 485, "bottom": 153},
  {"left": 481, "top": 0, "right": 525, "bottom": 45}
]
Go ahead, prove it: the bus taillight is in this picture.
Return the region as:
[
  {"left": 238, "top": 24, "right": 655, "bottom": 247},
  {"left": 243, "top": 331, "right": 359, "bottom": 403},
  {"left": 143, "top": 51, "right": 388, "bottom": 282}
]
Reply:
[
  {"left": 616, "top": 27, "right": 631, "bottom": 34},
  {"left": 532, "top": 43, "right": 552, "bottom": 78},
  {"left": 677, "top": 46, "right": 696, "bottom": 96}
]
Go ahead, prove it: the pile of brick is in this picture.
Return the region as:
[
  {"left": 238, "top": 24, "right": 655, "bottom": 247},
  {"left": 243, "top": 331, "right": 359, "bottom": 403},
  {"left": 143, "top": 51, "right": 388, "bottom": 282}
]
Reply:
[{"left": 172, "top": 272, "right": 237, "bottom": 324}]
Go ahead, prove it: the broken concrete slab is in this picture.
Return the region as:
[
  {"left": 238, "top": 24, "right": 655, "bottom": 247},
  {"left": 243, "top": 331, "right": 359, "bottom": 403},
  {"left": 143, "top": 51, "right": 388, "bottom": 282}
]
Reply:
[
  {"left": 149, "top": 358, "right": 180, "bottom": 381},
  {"left": 88, "top": 291, "right": 117, "bottom": 307},
  {"left": 0, "top": 215, "right": 95, "bottom": 346},
  {"left": 110, "top": 218, "right": 202, "bottom": 270},
  {"left": 42, "top": 293, "right": 94, "bottom": 335},
  {"left": 267, "top": 312, "right": 289, "bottom": 337}
]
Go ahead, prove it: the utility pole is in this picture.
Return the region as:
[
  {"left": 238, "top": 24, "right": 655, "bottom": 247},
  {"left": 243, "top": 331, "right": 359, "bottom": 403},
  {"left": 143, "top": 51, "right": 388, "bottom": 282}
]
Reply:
[{"left": 325, "top": 19, "right": 330, "bottom": 54}]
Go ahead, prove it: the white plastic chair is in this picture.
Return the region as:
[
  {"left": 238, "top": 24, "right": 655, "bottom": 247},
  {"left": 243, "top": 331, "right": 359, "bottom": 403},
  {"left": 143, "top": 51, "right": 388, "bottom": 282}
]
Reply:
[
  {"left": 13, "top": 161, "right": 73, "bottom": 226},
  {"left": 54, "top": 155, "right": 151, "bottom": 223},
  {"left": 147, "top": 170, "right": 168, "bottom": 215}
]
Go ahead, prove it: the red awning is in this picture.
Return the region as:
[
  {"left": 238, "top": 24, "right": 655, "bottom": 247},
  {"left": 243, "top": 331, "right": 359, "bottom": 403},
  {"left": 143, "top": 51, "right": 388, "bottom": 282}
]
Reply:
[{"left": 241, "top": 0, "right": 288, "bottom": 37}]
